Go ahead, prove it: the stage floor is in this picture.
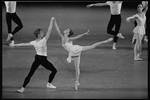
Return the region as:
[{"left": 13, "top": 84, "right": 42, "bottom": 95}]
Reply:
[{"left": 2, "top": 2, "right": 148, "bottom": 99}]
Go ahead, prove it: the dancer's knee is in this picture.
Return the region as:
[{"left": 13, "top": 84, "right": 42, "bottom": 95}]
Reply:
[
  {"left": 20, "top": 24, "right": 23, "bottom": 29},
  {"left": 53, "top": 68, "right": 57, "bottom": 74},
  {"left": 107, "top": 29, "right": 111, "bottom": 34},
  {"left": 18, "top": 24, "right": 23, "bottom": 29}
]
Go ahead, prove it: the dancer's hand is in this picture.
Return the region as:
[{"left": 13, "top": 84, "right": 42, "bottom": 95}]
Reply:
[
  {"left": 142, "top": 1, "right": 148, "bottom": 7},
  {"left": 126, "top": 18, "right": 130, "bottom": 23},
  {"left": 85, "top": 29, "right": 90, "bottom": 35},
  {"left": 87, "top": 4, "right": 93, "bottom": 8}
]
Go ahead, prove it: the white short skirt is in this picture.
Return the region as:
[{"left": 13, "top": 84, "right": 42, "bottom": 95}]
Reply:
[
  {"left": 133, "top": 26, "right": 145, "bottom": 35},
  {"left": 66, "top": 45, "right": 83, "bottom": 63}
]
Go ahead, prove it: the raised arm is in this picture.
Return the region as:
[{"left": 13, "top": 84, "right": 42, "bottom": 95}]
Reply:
[
  {"left": 87, "top": 2, "right": 109, "bottom": 8},
  {"left": 142, "top": 1, "right": 148, "bottom": 14},
  {"left": 53, "top": 19, "right": 64, "bottom": 40},
  {"left": 45, "top": 17, "right": 55, "bottom": 40},
  {"left": 68, "top": 30, "right": 90, "bottom": 41}
]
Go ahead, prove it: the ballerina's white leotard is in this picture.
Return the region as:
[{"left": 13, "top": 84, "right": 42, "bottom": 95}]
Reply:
[
  {"left": 62, "top": 38, "right": 83, "bottom": 63},
  {"left": 132, "top": 14, "right": 146, "bottom": 42},
  {"left": 133, "top": 14, "right": 146, "bottom": 35}
]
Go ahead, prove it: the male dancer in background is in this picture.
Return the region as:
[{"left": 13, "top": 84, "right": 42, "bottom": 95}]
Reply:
[
  {"left": 87, "top": 1, "right": 124, "bottom": 50},
  {"left": 4, "top": 1, "right": 23, "bottom": 45}
]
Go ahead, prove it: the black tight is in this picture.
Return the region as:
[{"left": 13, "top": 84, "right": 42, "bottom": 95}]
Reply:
[
  {"left": 6, "top": 12, "right": 23, "bottom": 40},
  {"left": 107, "top": 14, "right": 121, "bottom": 43},
  {"left": 22, "top": 55, "right": 57, "bottom": 88}
]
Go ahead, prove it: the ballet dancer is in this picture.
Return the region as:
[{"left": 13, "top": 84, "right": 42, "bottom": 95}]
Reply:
[
  {"left": 10, "top": 17, "right": 57, "bottom": 93},
  {"left": 126, "top": 1, "right": 148, "bottom": 61},
  {"left": 87, "top": 1, "right": 124, "bottom": 50},
  {"left": 53, "top": 18, "right": 113, "bottom": 90},
  {"left": 4, "top": 1, "right": 23, "bottom": 45},
  {"left": 134, "top": 1, "right": 148, "bottom": 43}
]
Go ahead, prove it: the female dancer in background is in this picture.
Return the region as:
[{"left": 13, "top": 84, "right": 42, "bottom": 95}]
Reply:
[
  {"left": 126, "top": 1, "right": 148, "bottom": 61},
  {"left": 87, "top": 1, "right": 124, "bottom": 50},
  {"left": 53, "top": 18, "right": 113, "bottom": 90},
  {"left": 10, "top": 17, "right": 57, "bottom": 93},
  {"left": 134, "top": 1, "right": 148, "bottom": 43}
]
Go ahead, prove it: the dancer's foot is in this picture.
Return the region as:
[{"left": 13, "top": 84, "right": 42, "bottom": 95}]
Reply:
[
  {"left": 112, "top": 43, "right": 116, "bottom": 50},
  {"left": 75, "top": 81, "right": 80, "bottom": 90},
  {"left": 9, "top": 40, "right": 15, "bottom": 46},
  {"left": 134, "top": 57, "right": 143, "bottom": 61},
  {"left": 117, "top": 33, "right": 124, "bottom": 39},
  {"left": 105, "top": 38, "right": 113, "bottom": 43},
  {"left": 17, "top": 87, "right": 25, "bottom": 93},
  {"left": 47, "top": 83, "right": 56, "bottom": 89},
  {"left": 6, "top": 33, "right": 13, "bottom": 41}
]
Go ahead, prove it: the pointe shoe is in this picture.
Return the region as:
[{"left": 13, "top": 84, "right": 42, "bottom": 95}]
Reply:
[
  {"left": 75, "top": 81, "right": 80, "bottom": 90},
  {"left": 47, "top": 83, "right": 56, "bottom": 89},
  {"left": 107, "top": 38, "right": 113, "bottom": 43},
  {"left": 117, "top": 33, "right": 124, "bottom": 39},
  {"left": 104, "top": 38, "right": 113, "bottom": 43},
  {"left": 6, "top": 34, "right": 13, "bottom": 41},
  {"left": 134, "top": 57, "right": 143, "bottom": 61},
  {"left": 17, "top": 87, "right": 25, "bottom": 93}
]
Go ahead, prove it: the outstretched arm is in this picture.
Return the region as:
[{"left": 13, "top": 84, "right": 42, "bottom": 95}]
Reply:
[
  {"left": 68, "top": 30, "right": 90, "bottom": 41},
  {"left": 126, "top": 14, "right": 138, "bottom": 23},
  {"left": 45, "top": 17, "right": 55, "bottom": 40},
  {"left": 53, "top": 18, "right": 64, "bottom": 40},
  {"left": 10, "top": 42, "right": 31, "bottom": 47},
  {"left": 87, "top": 2, "right": 109, "bottom": 8}
]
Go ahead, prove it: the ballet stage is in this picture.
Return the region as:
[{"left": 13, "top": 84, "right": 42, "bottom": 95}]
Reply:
[{"left": 2, "top": 2, "right": 148, "bottom": 99}]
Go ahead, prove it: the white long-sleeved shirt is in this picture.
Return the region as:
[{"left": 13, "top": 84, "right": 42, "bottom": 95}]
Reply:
[{"left": 5, "top": 1, "right": 16, "bottom": 13}]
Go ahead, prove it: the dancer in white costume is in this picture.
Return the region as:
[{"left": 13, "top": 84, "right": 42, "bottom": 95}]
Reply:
[
  {"left": 126, "top": 1, "right": 148, "bottom": 61},
  {"left": 53, "top": 18, "right": 113, "bottom": 90}
]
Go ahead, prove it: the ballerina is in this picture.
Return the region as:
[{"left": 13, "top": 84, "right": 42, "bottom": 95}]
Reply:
[
  {"left": 126, "top": 1, "right": 148, "bottom": 61},
  {"left": 53, "top": 18, "right": 113, "bottom": 90}
]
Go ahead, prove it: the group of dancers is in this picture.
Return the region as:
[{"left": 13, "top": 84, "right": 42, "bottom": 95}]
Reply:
[{"left": 4, "top": 1, "right": 148, "bottom": 93}]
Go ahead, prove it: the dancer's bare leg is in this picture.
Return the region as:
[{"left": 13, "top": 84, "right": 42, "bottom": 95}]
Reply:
[
  {"left": 73, "top": 56, "right": 80, "bottom": 90},
  {"left": 134, "top": 34, "right": 142, "bottom": 60},
  {"left": 82, "top": 38, "right": 113, "bottom": 52}
]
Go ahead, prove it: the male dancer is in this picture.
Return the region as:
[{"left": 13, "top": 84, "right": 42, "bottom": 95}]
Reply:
[
  {"left": 4, "top": 1, "right": 23, "bottom": 45},
  {"left": 87, "top": 1, "right": 124, "bottom": 50},
  {"left": 11, "top": 17, "right": 57, "bottom": 93}
]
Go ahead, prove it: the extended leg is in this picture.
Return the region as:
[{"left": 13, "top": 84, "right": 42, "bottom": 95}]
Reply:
[
  {"left": 82, "top": 38, "right": 113, "bottom": 52},
  {"left": 17, "top": 56, "right": 40, "bottom": 93}
]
